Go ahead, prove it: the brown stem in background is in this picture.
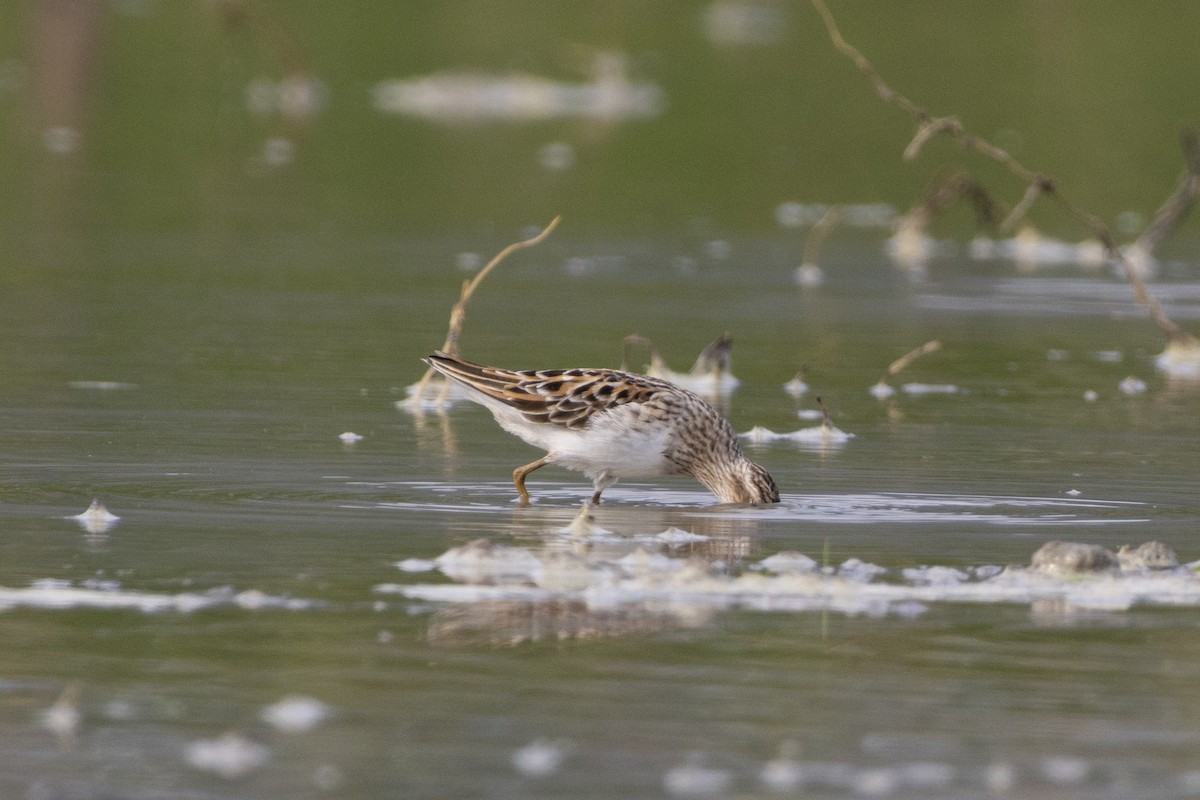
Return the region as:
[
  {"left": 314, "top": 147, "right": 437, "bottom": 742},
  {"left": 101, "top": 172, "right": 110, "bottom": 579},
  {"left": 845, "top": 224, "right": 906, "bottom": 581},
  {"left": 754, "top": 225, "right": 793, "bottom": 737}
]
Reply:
[
  {"left": 210, "top": 0, "right": 321, "bottom": 155},
  {"left": 815, "top": 395, "right": 833, "bottom": 435},
  {"left": 802, "top": 206, "right": 842, "bottom": 267},
  {"left": 884, "top": 340, "right": 941, "bottom": 381},
  {"left": 900, "top": 171, "right": 1005, "bottom": 235},
  {"left": 1134, "top": 129, "right": 1200, "bottom": 257},
  {"left": 211, "top": 0, "right": 309, "bottom": 75},
  {"left": 809, "top": 0, "right": 1198, "bottom": 347}
]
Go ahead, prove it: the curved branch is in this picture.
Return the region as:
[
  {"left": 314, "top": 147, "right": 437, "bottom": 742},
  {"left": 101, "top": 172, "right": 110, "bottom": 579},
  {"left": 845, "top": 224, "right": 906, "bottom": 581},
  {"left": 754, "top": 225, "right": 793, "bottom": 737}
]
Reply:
[
  {"left": 408, "top": 217, "right": 562, "bottom": 406},
  {"left": 809, "top": 0, "right": 1197, "bottom": 347}
]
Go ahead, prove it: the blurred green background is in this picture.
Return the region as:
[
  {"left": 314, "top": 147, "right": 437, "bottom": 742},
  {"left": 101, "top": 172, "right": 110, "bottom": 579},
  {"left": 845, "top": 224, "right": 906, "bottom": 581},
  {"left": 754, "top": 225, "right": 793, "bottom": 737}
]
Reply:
[{"left": 2, "top": 0, "right": 1199, "bottom": 267}]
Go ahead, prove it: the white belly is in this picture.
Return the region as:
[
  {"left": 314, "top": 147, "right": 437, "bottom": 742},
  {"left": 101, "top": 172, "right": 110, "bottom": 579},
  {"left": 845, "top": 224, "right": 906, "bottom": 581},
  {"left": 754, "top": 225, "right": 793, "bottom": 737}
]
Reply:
[{"left": 492, "top": 405, "right": 674, "bottom": 479}]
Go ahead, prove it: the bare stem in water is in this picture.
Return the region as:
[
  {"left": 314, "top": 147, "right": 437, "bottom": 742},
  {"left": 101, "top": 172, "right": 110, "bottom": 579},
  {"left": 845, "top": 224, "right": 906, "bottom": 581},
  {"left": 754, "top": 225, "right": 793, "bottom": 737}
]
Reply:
[
  {"left": 802, "top": 206, "right": 842, "bottom": 268},
  {"left": 885, "top": 340, "right": 941, "bottom": 380},
  {"left": 409, "top": 216, "right": 561, "bottom": 404},
  {"left": 815, "top": 395, "right": 833, "bottom": 436},
  {"left": 1135, "top": 130, "right": 1200, "bottom": 258}
]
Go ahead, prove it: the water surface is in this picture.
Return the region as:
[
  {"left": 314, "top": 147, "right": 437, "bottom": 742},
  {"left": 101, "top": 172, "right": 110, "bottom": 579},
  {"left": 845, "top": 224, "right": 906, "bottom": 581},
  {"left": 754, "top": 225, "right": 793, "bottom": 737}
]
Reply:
[
  {"left": 2, "top": 238, "right": 1200, "bottom": 799},
  {"left": 4, "top": 3, "right": 1200, "bottom": 797}
]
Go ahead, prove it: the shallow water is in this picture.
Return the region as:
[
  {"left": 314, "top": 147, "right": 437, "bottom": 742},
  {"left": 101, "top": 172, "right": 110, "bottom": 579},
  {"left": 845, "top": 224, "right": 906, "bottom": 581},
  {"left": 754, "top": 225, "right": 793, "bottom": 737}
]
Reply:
[
  {"left": 2, "top": 234, "right": 1200, "bottom": 799},
  {"left": 6, "top": 3, "right": 1200, "bottom": 793}
]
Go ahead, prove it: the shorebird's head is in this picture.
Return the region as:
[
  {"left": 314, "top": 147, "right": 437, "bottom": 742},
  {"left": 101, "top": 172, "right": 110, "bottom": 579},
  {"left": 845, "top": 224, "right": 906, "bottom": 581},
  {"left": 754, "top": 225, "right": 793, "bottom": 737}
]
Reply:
[{"left": 699, "top": 457, "right": 780, "bottom": 505}]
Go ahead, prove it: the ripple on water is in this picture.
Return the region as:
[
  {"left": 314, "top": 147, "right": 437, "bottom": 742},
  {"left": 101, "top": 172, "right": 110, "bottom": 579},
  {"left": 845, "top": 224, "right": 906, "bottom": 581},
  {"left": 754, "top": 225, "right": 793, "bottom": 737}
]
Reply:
[
  {"left": 367, "top": 481, "right": 1149, "bottom": 527},
  {"left": 785, "top": 491, "right": 1147, "bottom": 525}
]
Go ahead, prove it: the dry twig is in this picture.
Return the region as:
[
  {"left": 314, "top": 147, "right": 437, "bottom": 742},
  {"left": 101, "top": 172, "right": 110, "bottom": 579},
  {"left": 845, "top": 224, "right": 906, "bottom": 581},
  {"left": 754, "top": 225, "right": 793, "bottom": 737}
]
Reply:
[
  {"left": 810, "top": 0, "right": 1198, "bottom": 349},
  {"left": 870, "top": 339, "right": 942, "bottom": 402},
  {"left": 802, "top": 206, "right": 843, "bottom": 268},
  {"left": 897, "top": 171, "right": 1005, "bottom": 236},
  {"left": 815, "top": 395, "right": 833, "bottom": 435},
  {"left": 1133, "top": 129, "right": 1200, "bottom": 259},
  {"left": 884, "top": 339, "right": 941, "bottom": 381},
  {"left": 407, "top": 217, "right": 561, "bottom": 406},
  {"left": 440, "top": 216, "right": 561, "bottom": 356}
]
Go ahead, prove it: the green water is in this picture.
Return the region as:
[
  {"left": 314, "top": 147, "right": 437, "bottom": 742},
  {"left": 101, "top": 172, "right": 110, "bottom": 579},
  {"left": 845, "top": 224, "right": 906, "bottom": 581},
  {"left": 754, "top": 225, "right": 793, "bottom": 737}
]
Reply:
[{"left": 2, "top": 3, "right": 1200, "bottom": 798}]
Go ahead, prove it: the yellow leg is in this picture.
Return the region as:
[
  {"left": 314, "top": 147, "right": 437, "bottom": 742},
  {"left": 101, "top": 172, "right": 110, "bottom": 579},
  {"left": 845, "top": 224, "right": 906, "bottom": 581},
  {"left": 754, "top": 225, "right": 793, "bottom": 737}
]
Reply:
[{"left": 512, "top": 456, "right": 549, "bottom": 505}]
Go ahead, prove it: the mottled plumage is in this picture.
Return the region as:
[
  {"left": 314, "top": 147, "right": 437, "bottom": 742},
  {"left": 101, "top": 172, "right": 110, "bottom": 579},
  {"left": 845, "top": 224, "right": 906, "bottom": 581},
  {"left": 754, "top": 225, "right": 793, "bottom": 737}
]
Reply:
[{"left": 423, "top": 351, "right": 780, "bottom": 505}]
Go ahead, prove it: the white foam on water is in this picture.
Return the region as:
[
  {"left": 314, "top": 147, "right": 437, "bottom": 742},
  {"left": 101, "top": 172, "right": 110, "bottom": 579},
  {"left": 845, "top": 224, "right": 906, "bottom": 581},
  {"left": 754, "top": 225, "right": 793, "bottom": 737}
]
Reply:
[
  {"left": 68, "top": 380, "right": 137, "bottom": 391},
  {"left": 0, "top": 581, "right": 317, "bottom": 614},
  {"left": 901, "top": 382, "right": 960, "bottom": 395},
  {"left": 1118, "top": 376, "right": 1148, "bottom": 395},
  {"left": 40, "top": 686, "right": 81, "bottom": 746},
  {"left": 901, "top": 565, "right": 970, "bottom": 585},
  {"left": 184, "top": 733, "right": 270, "bottom": 779},
  {"left": 371, "top": 64, "right": 665, "bottom": 123},
  {"left": 433, "top": 539, "right": 544, "bottom": 585},
  {"left": 392, "top": 538, "right": 1200, "bottom": 619},
  {"left": 753, "top": 552, "right": 819, "bottom": 575},
  {"left": 663, "top": 755, "right": 733, "bottom": 796},
  {"left": 395, "top": 558, "right": 438, "bottom": 573},
  {"left": 260, "top": 696, "right": 331, "bottom": 733},
  {"left": 758, "top": 757, "right": 960, "bottom": 794},
  {"left": 512, "top": 738, "right": 570, "bottom": 777},
  {"left": 739, "top": 424, "right": 854, "bottom": 447},
  {"left": 1040, "top": 755, "right": 1091, "bottom": 784},
  {"left": 643, "top": 527, "right": 710, "bottom": 545},
  {"left": 70, "top": 499, "right": 120, "bottom": 534}
]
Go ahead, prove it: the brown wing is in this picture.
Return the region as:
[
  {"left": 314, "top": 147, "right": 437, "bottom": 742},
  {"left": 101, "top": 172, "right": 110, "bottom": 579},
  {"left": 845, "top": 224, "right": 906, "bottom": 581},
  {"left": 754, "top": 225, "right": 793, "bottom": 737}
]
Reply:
[{"left": 424, "top": 351, "right": 670, "bottom": 429}]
